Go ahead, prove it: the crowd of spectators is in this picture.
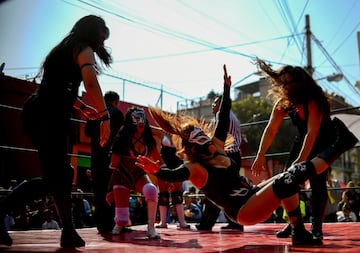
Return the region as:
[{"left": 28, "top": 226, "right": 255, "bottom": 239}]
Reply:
[{"left": 1, "top": 177, "right": 359, "bottom": 232}]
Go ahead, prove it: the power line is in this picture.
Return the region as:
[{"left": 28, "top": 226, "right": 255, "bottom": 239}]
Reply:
[
  {"left": 103, "top": 71, "right": 187, "bottom": 100},
  {"left": 62, "top": 1, "right": 359, "bottom": 107},
  {"left": 113, "top": 34, "right": 301, "bottom": 64}
]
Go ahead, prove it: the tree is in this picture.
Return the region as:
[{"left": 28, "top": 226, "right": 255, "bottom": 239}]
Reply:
[
  {"left": 232, "top": 96, "right": 297, "bottom": 164},
  {"left": 206, "top": 90, "right": 218, "bottom": 100}
]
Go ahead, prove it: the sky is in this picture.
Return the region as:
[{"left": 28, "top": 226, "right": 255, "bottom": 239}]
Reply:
[{"left": 1, "top": 0, "right": 359, "bottom": 112}]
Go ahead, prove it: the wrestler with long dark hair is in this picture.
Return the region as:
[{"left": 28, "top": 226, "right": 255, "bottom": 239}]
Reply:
[
  {"left": 0, "top": 15, "right": 112, "bottom": 248},
  {"left": 106, "top": 107, "right": 160, "bottom": 239},
  {"left": 251, "top": 58, "right": 340, "bottom": 240}
]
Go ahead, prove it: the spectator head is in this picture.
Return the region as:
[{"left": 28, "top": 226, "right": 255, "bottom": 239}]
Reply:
[{"left": 104, "top": 91, "right": 120, "bottom": 107}]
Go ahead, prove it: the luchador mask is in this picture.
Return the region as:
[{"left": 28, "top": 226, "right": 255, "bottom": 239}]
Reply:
[{"left": 131, "top": 108, "right": 145, "bottom": 125}]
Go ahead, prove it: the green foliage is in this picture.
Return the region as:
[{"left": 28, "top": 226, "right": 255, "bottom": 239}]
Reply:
[
  {"left": 232, "top": 96, "right": 297, "bottom": 164},
  {"left": 206, "top": 90, "right": 218, "bottom": 100}
]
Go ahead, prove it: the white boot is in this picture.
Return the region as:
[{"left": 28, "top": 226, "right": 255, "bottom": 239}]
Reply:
[
  {"left": 156, "top": 205, "right": 168, "bottom": 228},
  {"left": 146, "top": 200, "right": 160, "bottom": 239},
  {"left": 112, "top": 207, "right": 131, "bottom": 235},
  {"left": 176, "top": 204, "right": 190, "bottom": 229},
  {"left": 112, "top": 224, "right": 123, "bottom": 235}
]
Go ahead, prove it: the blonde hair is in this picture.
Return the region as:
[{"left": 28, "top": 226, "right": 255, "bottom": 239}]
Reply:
[{"left": 149, "top": 107, "right": 233, "bottom": 162}]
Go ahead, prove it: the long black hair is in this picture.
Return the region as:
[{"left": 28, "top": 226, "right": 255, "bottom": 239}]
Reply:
[
  {"left": 256, "top": 58, "right": 330, "bottom": 117},
  {"left": 113, "top": 107, "right": 157, "bottom": 154},
  {"left": 41, "top": 15, "right": 112, "bottom": 74}
]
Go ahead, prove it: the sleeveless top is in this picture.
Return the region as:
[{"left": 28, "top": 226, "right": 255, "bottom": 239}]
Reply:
[
  {"left": 285, "top": 101, "right": 336, "bottom": 166},
  {"left": 22, "top": 44, "right": 84, "bottom": 135},
  {"left": 38, "top": 45, "right": 82, "bottom": 115}
]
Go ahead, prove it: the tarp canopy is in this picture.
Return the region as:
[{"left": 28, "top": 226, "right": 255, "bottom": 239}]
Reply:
[{"left": 332, "top": 113, "right": 360, "bottom": 146}]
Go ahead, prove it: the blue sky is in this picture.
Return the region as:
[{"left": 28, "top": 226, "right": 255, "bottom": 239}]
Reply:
[{"left": 1, "top": 0, "right": 359, "bottom": 112}]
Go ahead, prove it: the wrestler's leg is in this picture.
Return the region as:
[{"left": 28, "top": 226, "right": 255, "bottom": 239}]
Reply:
[
  {"left": 113, "top": 185, "right": 131, "bottom": 226},
  {"left": 171, "top": 190, "right": 190, "bottom": 229},
  {"left": 237, "top": 179, "right": 279, "bottom": 225},
  {"left": 157, "top": 191, "right": 170, "bottom": 228},
  {"left": 110, "top": 169, "right": 132, "bottom": 234},
  {"left": 238, "top": 180, "right": 321, "bottom": 245},
  {"left": 136, "top": 175, "right": 160, "bottom": 239}
]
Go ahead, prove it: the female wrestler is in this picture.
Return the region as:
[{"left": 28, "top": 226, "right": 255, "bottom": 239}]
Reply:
[
  {"left": 251, "top": 58, "right": 338, "bottom": 239},
  {"left": 156, "top": 135, "right": 190, "bottom": 229},
  {"left": 0, "top": 15, "right": 111, "bottom": 248},
  {"left": 136, "top": 65, "right": 358, "bottom": 245},
  {"left": 106, "top": 107, "right": 160, "bottom": 239}
]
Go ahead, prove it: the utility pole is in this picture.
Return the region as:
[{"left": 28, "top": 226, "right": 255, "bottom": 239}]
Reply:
[
  {"left": 358, "top": 32, "right": 360, "bottom": 70},
  {"left": 305, "top": 14, "right": 314, "bottom": 77},
  {"left": 357, "top": 32, "right": 360, "bottom": 91}
]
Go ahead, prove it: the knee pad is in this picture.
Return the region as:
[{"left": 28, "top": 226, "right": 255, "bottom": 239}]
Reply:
[
  {"left": 273, "top": 160, "right": 315, "bottom": 199},
  {"left": 286, "top": 161, "right": 316, "bottom": 183},
  {"left": 171, "top": 191, "right": 183, "bottom": 205},
  {"left": 158, "top": 191, "right": 170, "bottom": 206},
  {"left": 142, "top": 183, "right": 158, "bottom": 202},
  {"left": 272, "top": 172, "right": 300, "bottom": 199}
]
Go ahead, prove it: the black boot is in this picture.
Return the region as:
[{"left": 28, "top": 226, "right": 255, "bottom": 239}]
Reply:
[
  {"left": 221, "top": 219, "right": 244, "bottom": 231},
  {"left": 288, "top": 206, "right": 322, "bottom": 245},
  {"left": 276, "top": 223, "right": 292, "bottom": 238},
  {"left": 221, "top": 223, "right": 244, "bottom": 231},
  {"left": 317, "top": 117, "right": 358, "bottom": 165},
  {"left": 54, "top": 194, "right": 85, "bottom": 248},
  {"left": 311, "top": 196, "right": 327, "bottom": 240},
  {"left": 196, "top": 199, "right": 220, "bottom": 231},
  {"left": 60, "top": 228, "right": 86, "bottom": 248},
  {"left": 221, "top": 213, "right": 244, "bottom": 231},
  {"left": 292, "top": 223, "right": 322, "bottom": 245}
]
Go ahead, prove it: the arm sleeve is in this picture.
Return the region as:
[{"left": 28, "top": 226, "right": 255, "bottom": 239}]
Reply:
[
  {"left": 155, "top": 164, "right": 190, "bottom": 182},
  {"left": 214, "top": 82, "right": 231, "bottom": 141},
  {"left": 160, "top": 145, "right": 183, "bottom": 168}
]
